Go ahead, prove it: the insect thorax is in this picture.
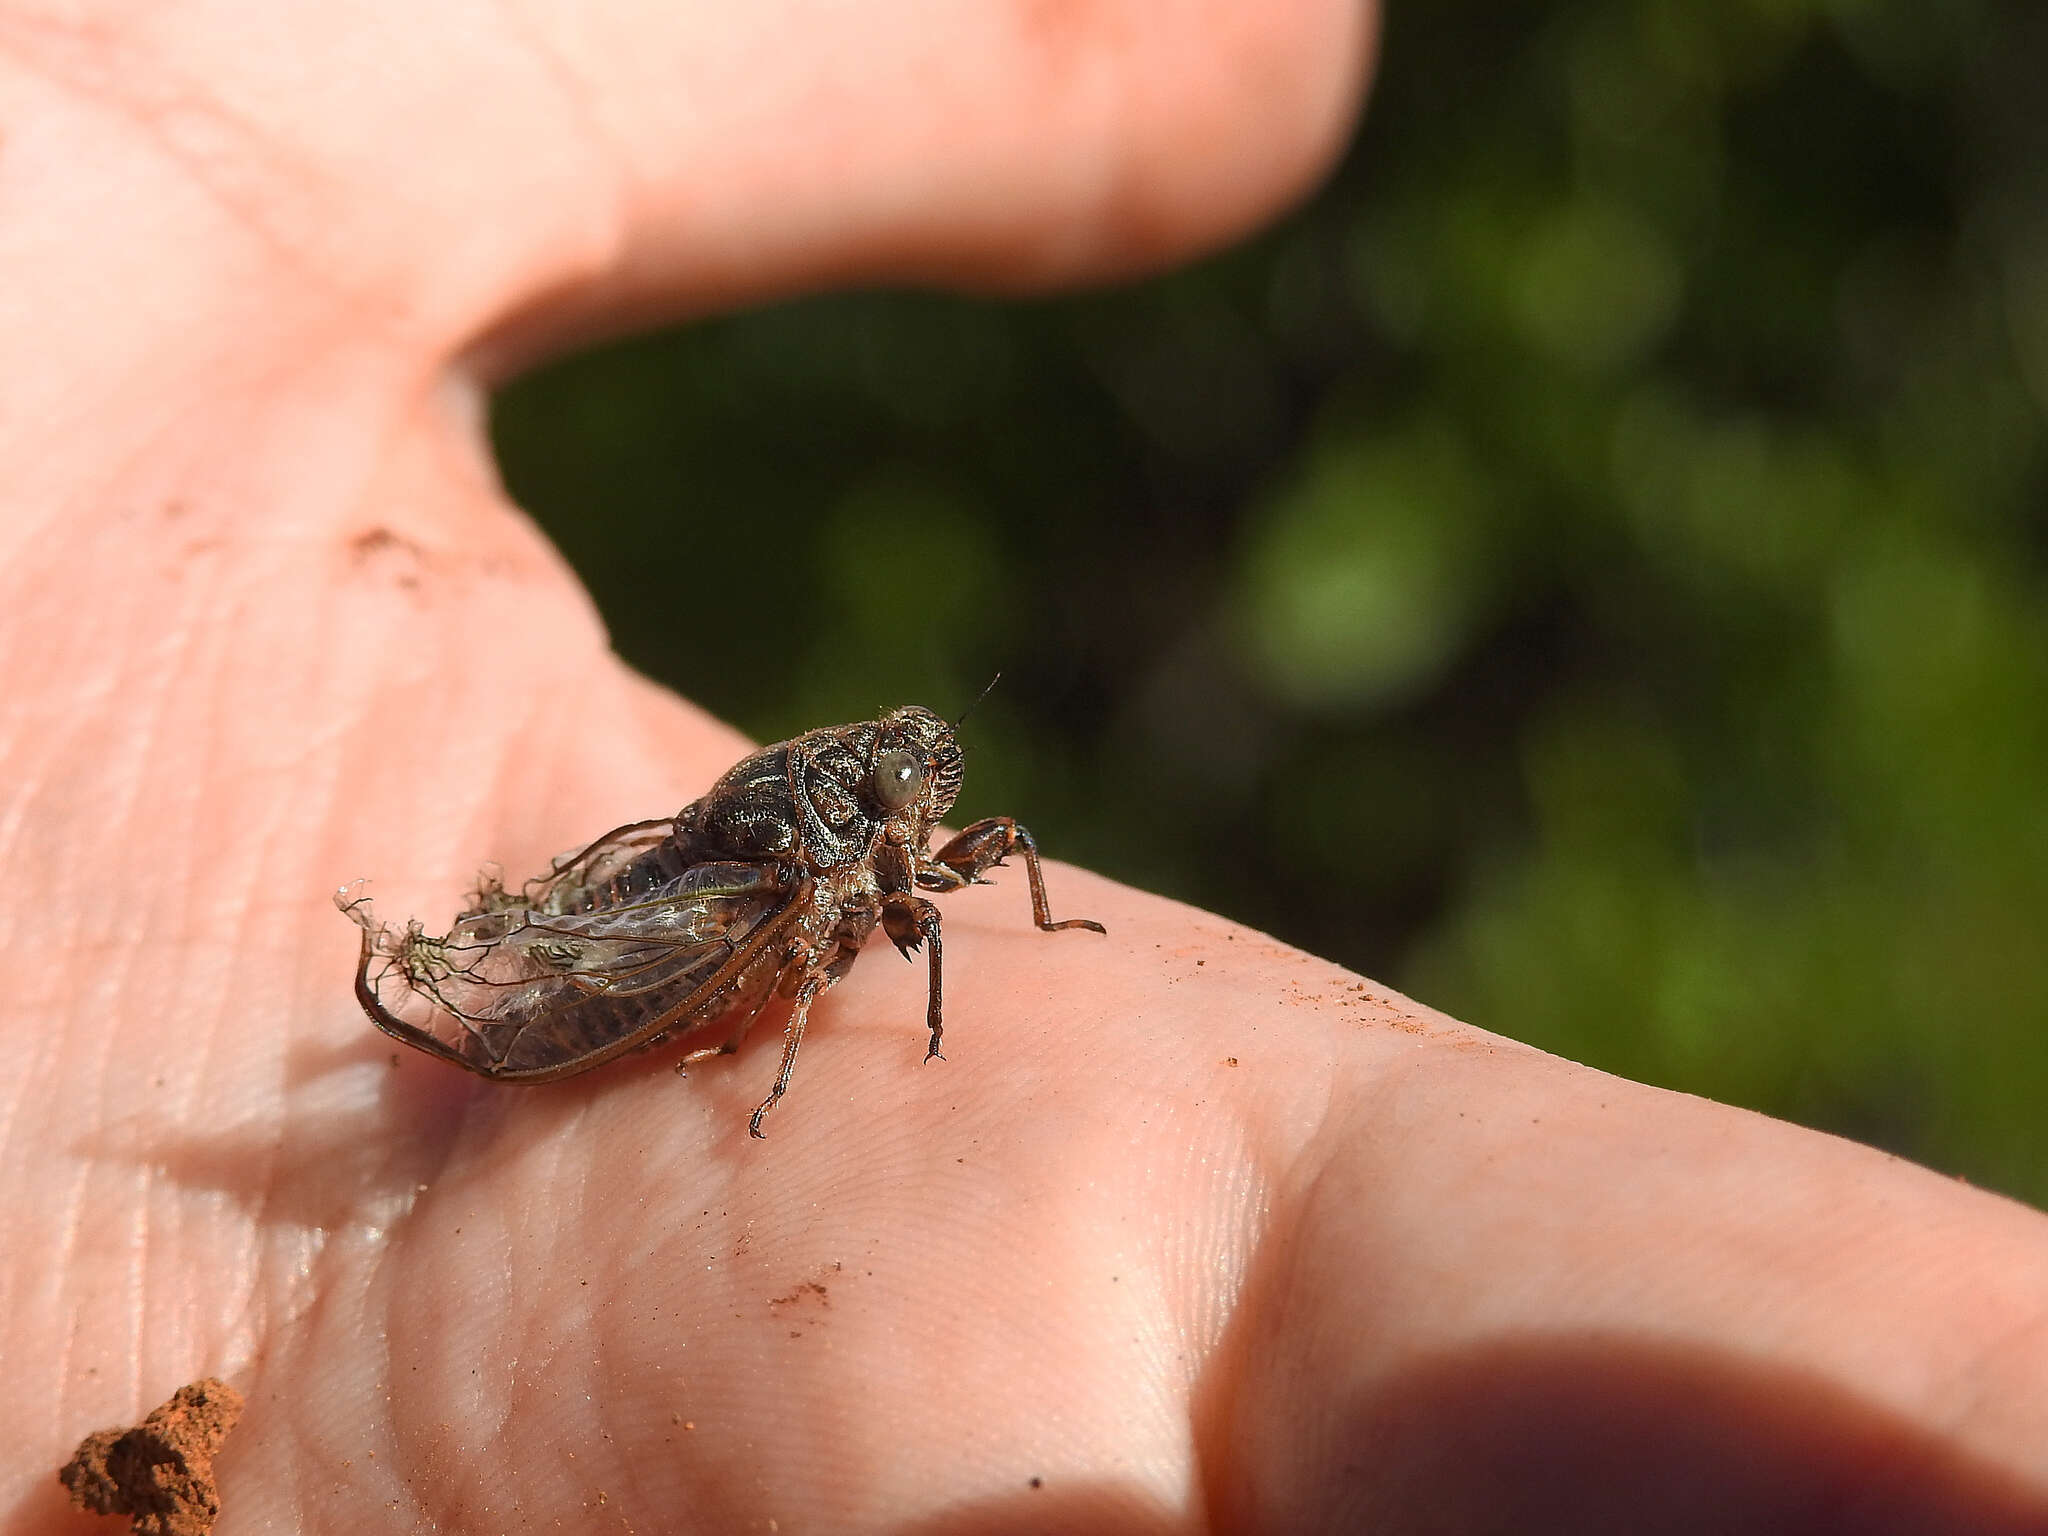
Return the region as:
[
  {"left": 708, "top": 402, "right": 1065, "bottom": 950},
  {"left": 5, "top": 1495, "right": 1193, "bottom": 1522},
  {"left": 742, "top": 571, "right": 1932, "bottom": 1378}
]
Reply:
[{"left": 675, "top": 723, "right": 893, "bottom": 873}]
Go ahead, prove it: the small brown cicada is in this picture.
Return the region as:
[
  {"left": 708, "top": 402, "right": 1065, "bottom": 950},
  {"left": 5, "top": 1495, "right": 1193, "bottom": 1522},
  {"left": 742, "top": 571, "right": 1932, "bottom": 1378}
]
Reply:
[{"left": 339, "top": 705, "right": 1103, "bottom": 1136}]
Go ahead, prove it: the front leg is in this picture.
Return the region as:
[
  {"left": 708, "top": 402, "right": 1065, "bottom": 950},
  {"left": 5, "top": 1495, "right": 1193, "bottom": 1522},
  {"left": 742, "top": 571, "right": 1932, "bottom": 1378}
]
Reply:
[
  {"left": 881, "top": 890, "right": 946, "bottom": 1060},
  {"left": 922, "top": 817, "right": 1107, "bottom": 934}
]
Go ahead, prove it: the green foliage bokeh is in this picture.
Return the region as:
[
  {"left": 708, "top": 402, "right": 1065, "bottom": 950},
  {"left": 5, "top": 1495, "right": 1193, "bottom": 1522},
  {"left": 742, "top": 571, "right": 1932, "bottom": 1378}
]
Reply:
[{"left": 494, "top": 0, "right": 2048, "bottom": 1201}]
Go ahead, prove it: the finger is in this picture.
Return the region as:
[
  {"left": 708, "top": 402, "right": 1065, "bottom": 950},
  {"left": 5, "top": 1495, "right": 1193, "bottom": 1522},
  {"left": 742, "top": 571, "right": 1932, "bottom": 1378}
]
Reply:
[
  {"left": 7, "top": 1, "right": 1373, "bottom": 434},
  {"left": 470, "top": 0, "right": 1378, "bottom": 367},
  {"left": 1213, "top": 1034, "right": 2048, "bottom": 1529}
]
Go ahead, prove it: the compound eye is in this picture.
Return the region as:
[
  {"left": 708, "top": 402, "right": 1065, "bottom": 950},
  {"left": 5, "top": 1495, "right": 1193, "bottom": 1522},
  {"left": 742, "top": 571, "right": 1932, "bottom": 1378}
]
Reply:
[{"left": 872, "top": 749, "right": 924, "bottom": 811}]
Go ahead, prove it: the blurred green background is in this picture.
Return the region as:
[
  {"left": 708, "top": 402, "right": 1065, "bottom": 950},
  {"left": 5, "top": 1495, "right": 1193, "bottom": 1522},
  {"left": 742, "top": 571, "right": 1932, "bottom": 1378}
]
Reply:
[{"left": 494, "top": 0, "right": 2048, "bottom": 1202}]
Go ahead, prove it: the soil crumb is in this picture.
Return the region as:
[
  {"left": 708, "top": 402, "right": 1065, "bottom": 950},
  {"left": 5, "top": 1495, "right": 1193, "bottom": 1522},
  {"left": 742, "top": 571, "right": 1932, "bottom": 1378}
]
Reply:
[{"left": 59, "top": 1377, "right": 244, "bottom": 1536}]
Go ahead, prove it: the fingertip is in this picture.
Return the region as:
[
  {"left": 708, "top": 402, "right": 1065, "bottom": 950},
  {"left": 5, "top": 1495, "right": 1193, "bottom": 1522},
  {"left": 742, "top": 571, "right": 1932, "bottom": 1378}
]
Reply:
[{"left": 972, "top": 0, "right": 1379, "bottom": 287}]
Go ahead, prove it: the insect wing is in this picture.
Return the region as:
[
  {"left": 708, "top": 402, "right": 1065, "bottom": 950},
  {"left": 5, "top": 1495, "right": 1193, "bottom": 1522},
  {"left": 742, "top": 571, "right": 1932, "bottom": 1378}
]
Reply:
[
  {"left": 525, "top": 818, "right": 677, "bottom": 913},
  {"left": 349, "top": 856, "right": 791, "bottom": 1080}
]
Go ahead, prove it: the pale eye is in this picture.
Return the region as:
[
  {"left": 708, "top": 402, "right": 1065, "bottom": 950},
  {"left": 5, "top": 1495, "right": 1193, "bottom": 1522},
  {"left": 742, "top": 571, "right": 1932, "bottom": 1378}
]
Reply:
[{"left": 872, "top": 749, "right": 924, "bottom": 811}]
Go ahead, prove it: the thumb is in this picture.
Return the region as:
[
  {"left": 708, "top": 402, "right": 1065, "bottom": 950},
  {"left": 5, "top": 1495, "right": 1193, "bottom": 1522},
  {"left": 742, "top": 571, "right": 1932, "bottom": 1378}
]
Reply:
[{"left": 464, "top": 0, "right": 1377, "bottom": 370}]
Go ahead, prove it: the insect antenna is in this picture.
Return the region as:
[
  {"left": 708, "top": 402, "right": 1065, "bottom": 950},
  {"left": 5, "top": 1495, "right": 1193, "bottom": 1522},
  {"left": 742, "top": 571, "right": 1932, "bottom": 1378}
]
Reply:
[{"left": 953, "top": 671, "right": 1002, "bottom": 733}]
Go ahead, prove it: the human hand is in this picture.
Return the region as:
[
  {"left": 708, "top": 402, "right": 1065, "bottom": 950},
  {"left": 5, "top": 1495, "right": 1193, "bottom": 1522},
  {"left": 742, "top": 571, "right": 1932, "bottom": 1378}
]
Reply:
[{"left": 6, "top": 3, "right": 2048, "bottom": 1532}]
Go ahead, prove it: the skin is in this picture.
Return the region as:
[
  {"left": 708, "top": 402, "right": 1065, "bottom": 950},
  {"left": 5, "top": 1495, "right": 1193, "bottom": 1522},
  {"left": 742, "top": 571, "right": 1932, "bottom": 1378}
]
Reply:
[{"left": 3, "top": 2, "right": 2047, "bottom": 1531}]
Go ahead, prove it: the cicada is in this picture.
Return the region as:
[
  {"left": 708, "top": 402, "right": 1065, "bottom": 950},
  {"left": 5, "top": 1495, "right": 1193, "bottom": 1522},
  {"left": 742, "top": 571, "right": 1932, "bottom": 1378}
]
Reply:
[{"left": 339, "top": 705, "right": 1103, "bottom": 1136}]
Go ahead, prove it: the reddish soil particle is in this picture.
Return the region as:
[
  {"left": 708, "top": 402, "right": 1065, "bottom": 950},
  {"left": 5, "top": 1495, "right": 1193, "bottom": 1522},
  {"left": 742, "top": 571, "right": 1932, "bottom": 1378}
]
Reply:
[{"left": 58, "top": 1378, "right": 243, "bottom": 1536}]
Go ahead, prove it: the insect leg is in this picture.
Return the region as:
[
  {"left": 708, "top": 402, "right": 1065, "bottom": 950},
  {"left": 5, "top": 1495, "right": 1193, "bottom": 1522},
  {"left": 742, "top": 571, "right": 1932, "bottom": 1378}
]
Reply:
[
  {"left": 925, "top": 818, "right": 1106, "bottom": 934},
  {"left": 675, "top": 946, "right": 806, "bottom": 1072},
  {"left": 882, "top": 891, "right": 946, "bottom": 1061},
  {"left": 750, "top": 970, "right": 827, "bottom": 1139},
  {"left": 675, "top": 989, "right": 770, "bottom": 1072}
]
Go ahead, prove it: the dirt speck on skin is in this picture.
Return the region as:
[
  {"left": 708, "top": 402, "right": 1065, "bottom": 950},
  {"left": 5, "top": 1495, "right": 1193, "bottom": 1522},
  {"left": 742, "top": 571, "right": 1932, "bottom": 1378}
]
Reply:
[
  {"left": 59, "top": 1378, "right": 243, "bottom": 1536},
  {"left": 348, "top": 525, "right": 426, "bottom": 591}
]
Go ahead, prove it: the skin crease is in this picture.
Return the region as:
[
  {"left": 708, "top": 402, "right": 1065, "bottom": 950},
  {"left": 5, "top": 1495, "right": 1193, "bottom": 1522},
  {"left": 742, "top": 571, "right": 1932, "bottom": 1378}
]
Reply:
[{"left": 4, "top": 2, "right": 2048, "bottom": 1532}]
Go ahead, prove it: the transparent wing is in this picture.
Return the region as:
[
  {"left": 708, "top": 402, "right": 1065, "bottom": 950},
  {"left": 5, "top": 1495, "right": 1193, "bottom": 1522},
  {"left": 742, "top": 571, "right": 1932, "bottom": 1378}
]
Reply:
[
  {"left": 341, "top": 855, "right": 795, "bottom": 1080},
  {"left": 513, "top": 817, "right": 677, "bottom": 914}
]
